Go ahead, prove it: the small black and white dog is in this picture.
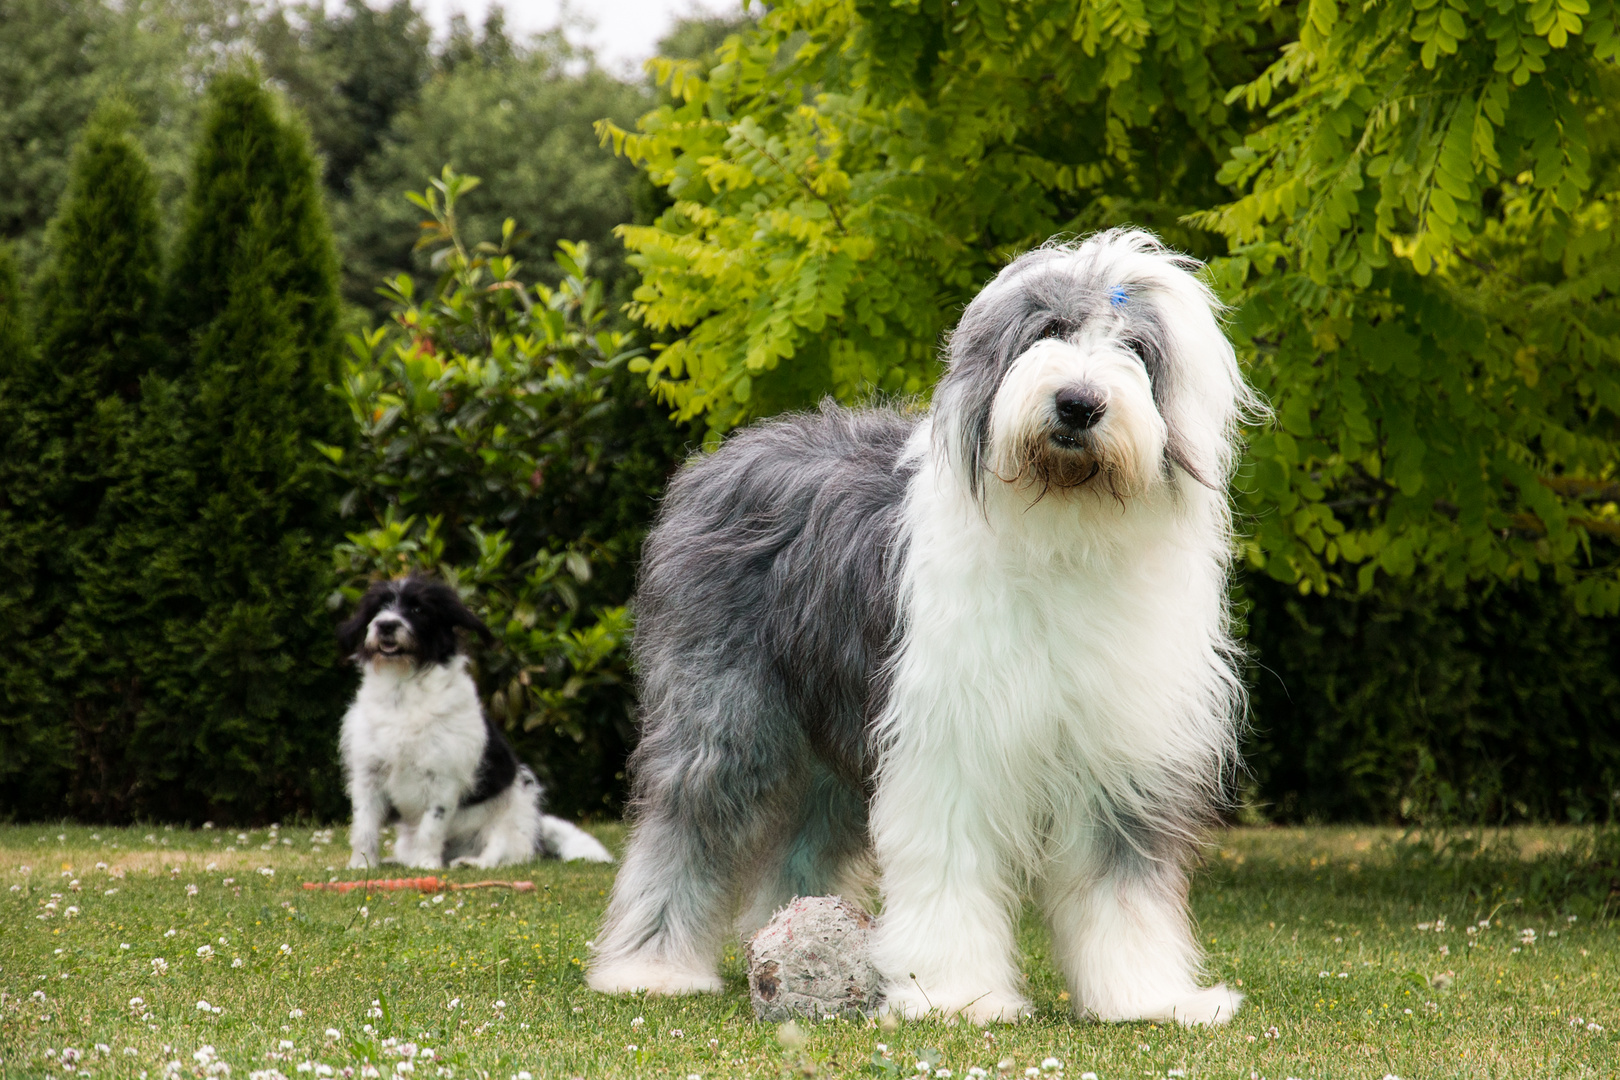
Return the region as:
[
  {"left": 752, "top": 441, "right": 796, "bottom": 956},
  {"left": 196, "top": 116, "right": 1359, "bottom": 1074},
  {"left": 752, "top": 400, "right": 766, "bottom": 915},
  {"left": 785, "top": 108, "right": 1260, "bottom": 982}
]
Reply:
[
  {"left": 589, "top": 230, "right": 1260, "bottom": 1025},
  {"left": 337, "top": 576, "right": 612, "bottom": 869}
]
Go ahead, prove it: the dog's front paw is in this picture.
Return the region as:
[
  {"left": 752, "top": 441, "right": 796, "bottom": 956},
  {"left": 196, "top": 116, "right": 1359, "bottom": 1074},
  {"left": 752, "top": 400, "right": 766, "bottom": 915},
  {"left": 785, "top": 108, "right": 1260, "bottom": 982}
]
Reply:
[
  {"left": 1165, "top": 984, "right": 1243, "bottom": 1027},
  {"left": 347, "top": 850, "right": 378, "bottom": 870},
  {"left": 404, "top": 856, "right": 445, "bottom": 871},
  {"left": 882, "top": 983, "right": 1031, "bottom": 1026},
  {"left": 587, "top": 960, "right": 722, "bottom": 996}
]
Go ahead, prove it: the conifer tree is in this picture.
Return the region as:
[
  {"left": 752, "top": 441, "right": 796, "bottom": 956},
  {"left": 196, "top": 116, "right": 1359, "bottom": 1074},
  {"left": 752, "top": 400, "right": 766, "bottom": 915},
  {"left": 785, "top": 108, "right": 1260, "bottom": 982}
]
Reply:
[
  {"left": 0, "top": 106, "right": 169, "bottom": 813},
  {"left": 0, "top": 241, "right": 63, "bottom": 807},
  {"left": 130, "top": 71, "right": 350, "bottom": 821}
]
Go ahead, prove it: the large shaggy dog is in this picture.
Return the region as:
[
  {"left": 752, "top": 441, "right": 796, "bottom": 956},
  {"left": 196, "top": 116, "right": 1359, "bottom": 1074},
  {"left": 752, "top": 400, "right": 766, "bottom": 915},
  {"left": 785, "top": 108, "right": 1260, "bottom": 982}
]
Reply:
[
  {"left": 588, "top": 230, "right": 1258, "bottom": 1025},
  {"left": 338, "top": 576, "right": 613, "bottom": 870}
]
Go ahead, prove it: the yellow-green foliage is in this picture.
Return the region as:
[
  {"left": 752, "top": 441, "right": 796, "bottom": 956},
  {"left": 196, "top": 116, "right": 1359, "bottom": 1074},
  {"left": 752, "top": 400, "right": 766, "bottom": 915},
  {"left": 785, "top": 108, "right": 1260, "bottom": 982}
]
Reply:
[{"left": 601, "top": 0, "right": 1620, "bottom": 610}]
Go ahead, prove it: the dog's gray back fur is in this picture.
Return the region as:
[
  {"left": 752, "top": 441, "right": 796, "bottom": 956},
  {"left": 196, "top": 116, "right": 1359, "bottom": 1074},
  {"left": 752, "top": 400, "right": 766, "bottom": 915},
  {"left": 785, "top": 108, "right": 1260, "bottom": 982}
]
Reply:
[
  {"left": 633, "top": 404, "right": 917, "bottom": 789},
  {"left": 593, "top": 404, "right": 916, "bottom": 972}
]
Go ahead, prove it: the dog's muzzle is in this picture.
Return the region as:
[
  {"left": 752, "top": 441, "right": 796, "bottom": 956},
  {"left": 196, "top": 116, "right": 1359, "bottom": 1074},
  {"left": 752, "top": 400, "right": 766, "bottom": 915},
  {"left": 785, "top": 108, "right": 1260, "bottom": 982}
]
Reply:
[{"left": 368, "top": 615, "right": 411, "bottom": 656}]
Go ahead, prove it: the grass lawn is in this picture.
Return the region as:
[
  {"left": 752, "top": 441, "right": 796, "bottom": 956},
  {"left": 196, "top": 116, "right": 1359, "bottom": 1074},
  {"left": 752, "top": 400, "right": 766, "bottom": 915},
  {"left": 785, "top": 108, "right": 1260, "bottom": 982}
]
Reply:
[{"left": 1, "top": 823, "right": 1615, "bottom": 1079}]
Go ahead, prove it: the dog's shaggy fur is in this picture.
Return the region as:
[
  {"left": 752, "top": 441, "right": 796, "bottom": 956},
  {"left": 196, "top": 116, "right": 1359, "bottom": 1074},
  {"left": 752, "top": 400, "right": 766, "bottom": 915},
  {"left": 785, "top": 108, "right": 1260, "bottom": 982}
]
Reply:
[
  {"left": 338, "top": 576, "right": 612, "bottom": 870},
  {"left": 587, "top": 229, "right": 1260, "bottom": 1026}
]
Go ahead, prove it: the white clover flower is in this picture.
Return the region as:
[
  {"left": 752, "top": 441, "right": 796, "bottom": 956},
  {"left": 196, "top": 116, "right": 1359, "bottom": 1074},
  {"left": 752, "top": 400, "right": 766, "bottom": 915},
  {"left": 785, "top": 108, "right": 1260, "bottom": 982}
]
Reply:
[
  {"left": 279, "top": 944, "right": 292, "bottom": 956},
  {"left": 151, "top": 958, "right": 169, "bottom": 975},
  {"left": 95, "top": 1045, "right": 111, "bottom": 1056},
  {"left": 494, "top": 1000, "right": 506, "bottom": 1010},
  {"left": 625, "top": 1046, "right": 638, "bottom": 1054},
  {"left": 198, "top": 1000, "right": 215, "bottom": 1012},
  {"left": 1041, "top": 1060, "right": 1062, "bottom": 1073},
  {"left": 325, "top": 1031, "right": 341, "bottom": 1042},
  {"left": 1080, "top": 1074, "right": 1098, "bottom": 1080},
  {"left": 1025, "top": 1070, "right": 1039, "bottom": 1079},
  {"left": 446, "top": 998, "right": 460, "bottom": 1010},
  {"left": 290, "top": 1009, "right": 305, "bottom": 1019},
  {"left": 186, "top": 884, "right": 199, "bottom": 897},
  {"left": 935, "top": 1071, "right": 952, "bottom": 1079},
  {"left": 316, "top": 1068, "right": 335, "bottom": 1078},
  {"left": 163, "top": 929, "right": 176, "bottom": 938},
  {"left": 967, "top": 1070, "right": 988, "bottom": 1079},
  {"left": 669, "top": 1029, "right": 684, "bottom": 1039},
  {"left": 232, "top": 958, "right": 244, "bottom": 968},
  {"left": 630, "top": 1017, "right": 644, "bottom": 1029},
  {"left": 297, "top": 1065, "right": 313, "bottom": 1075},
  {"left": 279, "top": 1042, "right": 295, "bottom": 1052},
  {"left": 259, "top": 868, "right": 275, "bottom": 878},
  {"left": 197, "top": 946, "right": 214, "bottom": 959},
  {"left": 33, "top": 990, "right": 47, "bottom": 1002},
  {"left": 360, "top": 1068, "right": 379, "bottom": 1079},
  {"left": 394, "top": 1063, "right": 413, "bottom": 1075}
]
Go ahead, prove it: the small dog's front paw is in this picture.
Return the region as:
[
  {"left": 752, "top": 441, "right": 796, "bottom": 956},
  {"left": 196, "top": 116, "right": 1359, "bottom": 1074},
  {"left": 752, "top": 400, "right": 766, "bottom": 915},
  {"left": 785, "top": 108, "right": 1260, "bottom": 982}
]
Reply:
[
  {"left": 347, "top": 851, "right": 378, "bottom": 870},
  {"left": 405, "top": 857, "right": 445, "bottom": 871}
]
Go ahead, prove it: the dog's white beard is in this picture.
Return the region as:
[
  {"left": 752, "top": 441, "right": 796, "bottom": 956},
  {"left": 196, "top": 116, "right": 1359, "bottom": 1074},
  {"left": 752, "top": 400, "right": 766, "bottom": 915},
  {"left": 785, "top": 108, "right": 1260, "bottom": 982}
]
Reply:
[{"left": 985, "top": 337, "right": 1166, "bottom": 499}]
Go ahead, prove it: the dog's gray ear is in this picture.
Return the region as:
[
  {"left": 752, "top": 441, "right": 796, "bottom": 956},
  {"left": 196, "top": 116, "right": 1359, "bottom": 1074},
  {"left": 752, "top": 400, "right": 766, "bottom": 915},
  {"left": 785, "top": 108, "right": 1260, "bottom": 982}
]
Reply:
[{"left": 337, "top": 584, "right": 388, "bottom": 657}]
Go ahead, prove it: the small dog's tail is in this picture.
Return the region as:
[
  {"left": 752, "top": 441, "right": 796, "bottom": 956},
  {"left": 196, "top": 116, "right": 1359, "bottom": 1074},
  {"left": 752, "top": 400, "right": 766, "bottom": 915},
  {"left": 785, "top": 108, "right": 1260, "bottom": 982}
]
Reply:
[{"left": 519, "top": 766, "right": 614, "bottom": 863}]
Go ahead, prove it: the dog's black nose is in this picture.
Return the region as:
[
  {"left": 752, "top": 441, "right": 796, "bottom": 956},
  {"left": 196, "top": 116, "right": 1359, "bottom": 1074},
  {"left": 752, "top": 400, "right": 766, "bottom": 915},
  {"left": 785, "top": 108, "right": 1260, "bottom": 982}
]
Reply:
[
  {"left": 374, "top": 617, "right": 401, "bottom": 635},
  {"left": 1054, "top": 387, "right": 1107, "bottom": 430}
]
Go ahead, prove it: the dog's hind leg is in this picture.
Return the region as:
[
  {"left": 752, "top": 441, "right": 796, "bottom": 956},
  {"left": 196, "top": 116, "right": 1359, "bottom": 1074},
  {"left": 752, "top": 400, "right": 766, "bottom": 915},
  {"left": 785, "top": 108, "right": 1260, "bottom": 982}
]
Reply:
[
  {"left": 1038, "top": 808, "right": 1241, "bottom": 1027},
  {"left": 736, "top": 766, "right": 870, "bottom": 938},
  {"left": 587, "top": 685, "right": 807, "bottom": 996}
]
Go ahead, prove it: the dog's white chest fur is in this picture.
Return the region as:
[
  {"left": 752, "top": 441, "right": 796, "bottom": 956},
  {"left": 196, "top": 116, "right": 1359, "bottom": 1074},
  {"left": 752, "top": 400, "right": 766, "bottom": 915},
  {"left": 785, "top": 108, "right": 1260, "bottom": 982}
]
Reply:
[{"left": 341, "top": 657, "right": 485, "bottom": 819}]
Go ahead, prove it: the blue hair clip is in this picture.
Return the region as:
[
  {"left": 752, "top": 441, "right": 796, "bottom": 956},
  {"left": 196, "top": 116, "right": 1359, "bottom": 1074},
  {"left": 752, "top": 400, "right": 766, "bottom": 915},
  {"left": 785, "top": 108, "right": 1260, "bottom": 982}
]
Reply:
[{"left": 1108, "top": 285, "right": 1129, "bottom": 309}]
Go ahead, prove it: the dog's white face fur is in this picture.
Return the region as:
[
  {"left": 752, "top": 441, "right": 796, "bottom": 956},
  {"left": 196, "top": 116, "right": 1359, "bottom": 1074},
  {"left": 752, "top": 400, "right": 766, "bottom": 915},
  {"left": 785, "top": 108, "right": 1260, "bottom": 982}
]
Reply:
[{"left": 938, "top": 230, "right": 1253, "bottom": 512}]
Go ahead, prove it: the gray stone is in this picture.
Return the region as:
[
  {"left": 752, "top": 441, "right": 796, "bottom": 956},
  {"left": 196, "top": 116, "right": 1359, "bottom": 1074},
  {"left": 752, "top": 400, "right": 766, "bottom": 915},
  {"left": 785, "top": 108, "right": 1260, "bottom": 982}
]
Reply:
[{"left": 745, "top": 895, "right": 882, "bottom": 1022}]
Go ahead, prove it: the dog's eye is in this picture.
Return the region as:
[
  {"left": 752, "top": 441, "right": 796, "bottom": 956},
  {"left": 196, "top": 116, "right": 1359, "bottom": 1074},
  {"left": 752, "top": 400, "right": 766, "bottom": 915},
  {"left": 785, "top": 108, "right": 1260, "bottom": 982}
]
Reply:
[{"left": 1036, "top": 319, "right": 1076, "bottom": 343}]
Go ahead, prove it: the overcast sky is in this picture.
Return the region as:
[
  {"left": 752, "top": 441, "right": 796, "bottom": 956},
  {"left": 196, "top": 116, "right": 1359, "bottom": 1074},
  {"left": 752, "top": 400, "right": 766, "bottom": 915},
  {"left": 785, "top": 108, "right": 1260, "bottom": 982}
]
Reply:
[{"left": 416, "top": 0, "right": 749, "bottom": 74}]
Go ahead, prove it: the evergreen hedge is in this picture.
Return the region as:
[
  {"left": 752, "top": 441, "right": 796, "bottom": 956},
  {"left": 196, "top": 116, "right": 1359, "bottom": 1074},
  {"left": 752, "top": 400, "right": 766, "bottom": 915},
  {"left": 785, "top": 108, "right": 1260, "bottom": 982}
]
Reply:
[
  {"left": 1244, "top": 574, "right": 1620, "bottom": 825},
  {"left": 0, "top": 77, "right": 353, "bottom": 823}
]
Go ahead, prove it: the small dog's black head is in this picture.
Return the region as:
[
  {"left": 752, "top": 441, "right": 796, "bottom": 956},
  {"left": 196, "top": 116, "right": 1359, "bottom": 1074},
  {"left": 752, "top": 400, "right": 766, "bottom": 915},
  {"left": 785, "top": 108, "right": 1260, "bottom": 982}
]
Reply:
[{"left": 338, "top": 576, "right": 493, "bottom": 666}]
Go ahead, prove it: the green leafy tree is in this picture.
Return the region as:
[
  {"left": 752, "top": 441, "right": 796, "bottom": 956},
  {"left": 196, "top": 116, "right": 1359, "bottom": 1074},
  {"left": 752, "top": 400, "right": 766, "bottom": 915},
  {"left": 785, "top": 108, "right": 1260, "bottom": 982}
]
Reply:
[
  {"left": 0, "top": 106, "right": 170, "bottom": 815},
  {"left": 1187, "top": 1, "right": 1620, "bottom": 611},
  {"left": 0, "top": 0, "right": 250, "bottom": 276},
  {"left": 256, "top": 0, "right": 435, "bottom": 196},
  {"left": 333, "top": 169, "right": 694, "bottom": 816},
  {"left": 337, "top": 28, "right": 647, "bottom": 312},
  {"left": 604, "top": 0, "right": 1620, "bottom": 607},
  {"left": 598, "top": 0, "right": 1279, "bottom": 431}
]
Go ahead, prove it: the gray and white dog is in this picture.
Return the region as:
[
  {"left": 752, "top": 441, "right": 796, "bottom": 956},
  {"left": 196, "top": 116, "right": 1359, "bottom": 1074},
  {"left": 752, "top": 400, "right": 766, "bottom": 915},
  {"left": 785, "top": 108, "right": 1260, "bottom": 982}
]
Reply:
[{"left": 589, "top": 229, "right": 1260, "bottom": 1025}]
